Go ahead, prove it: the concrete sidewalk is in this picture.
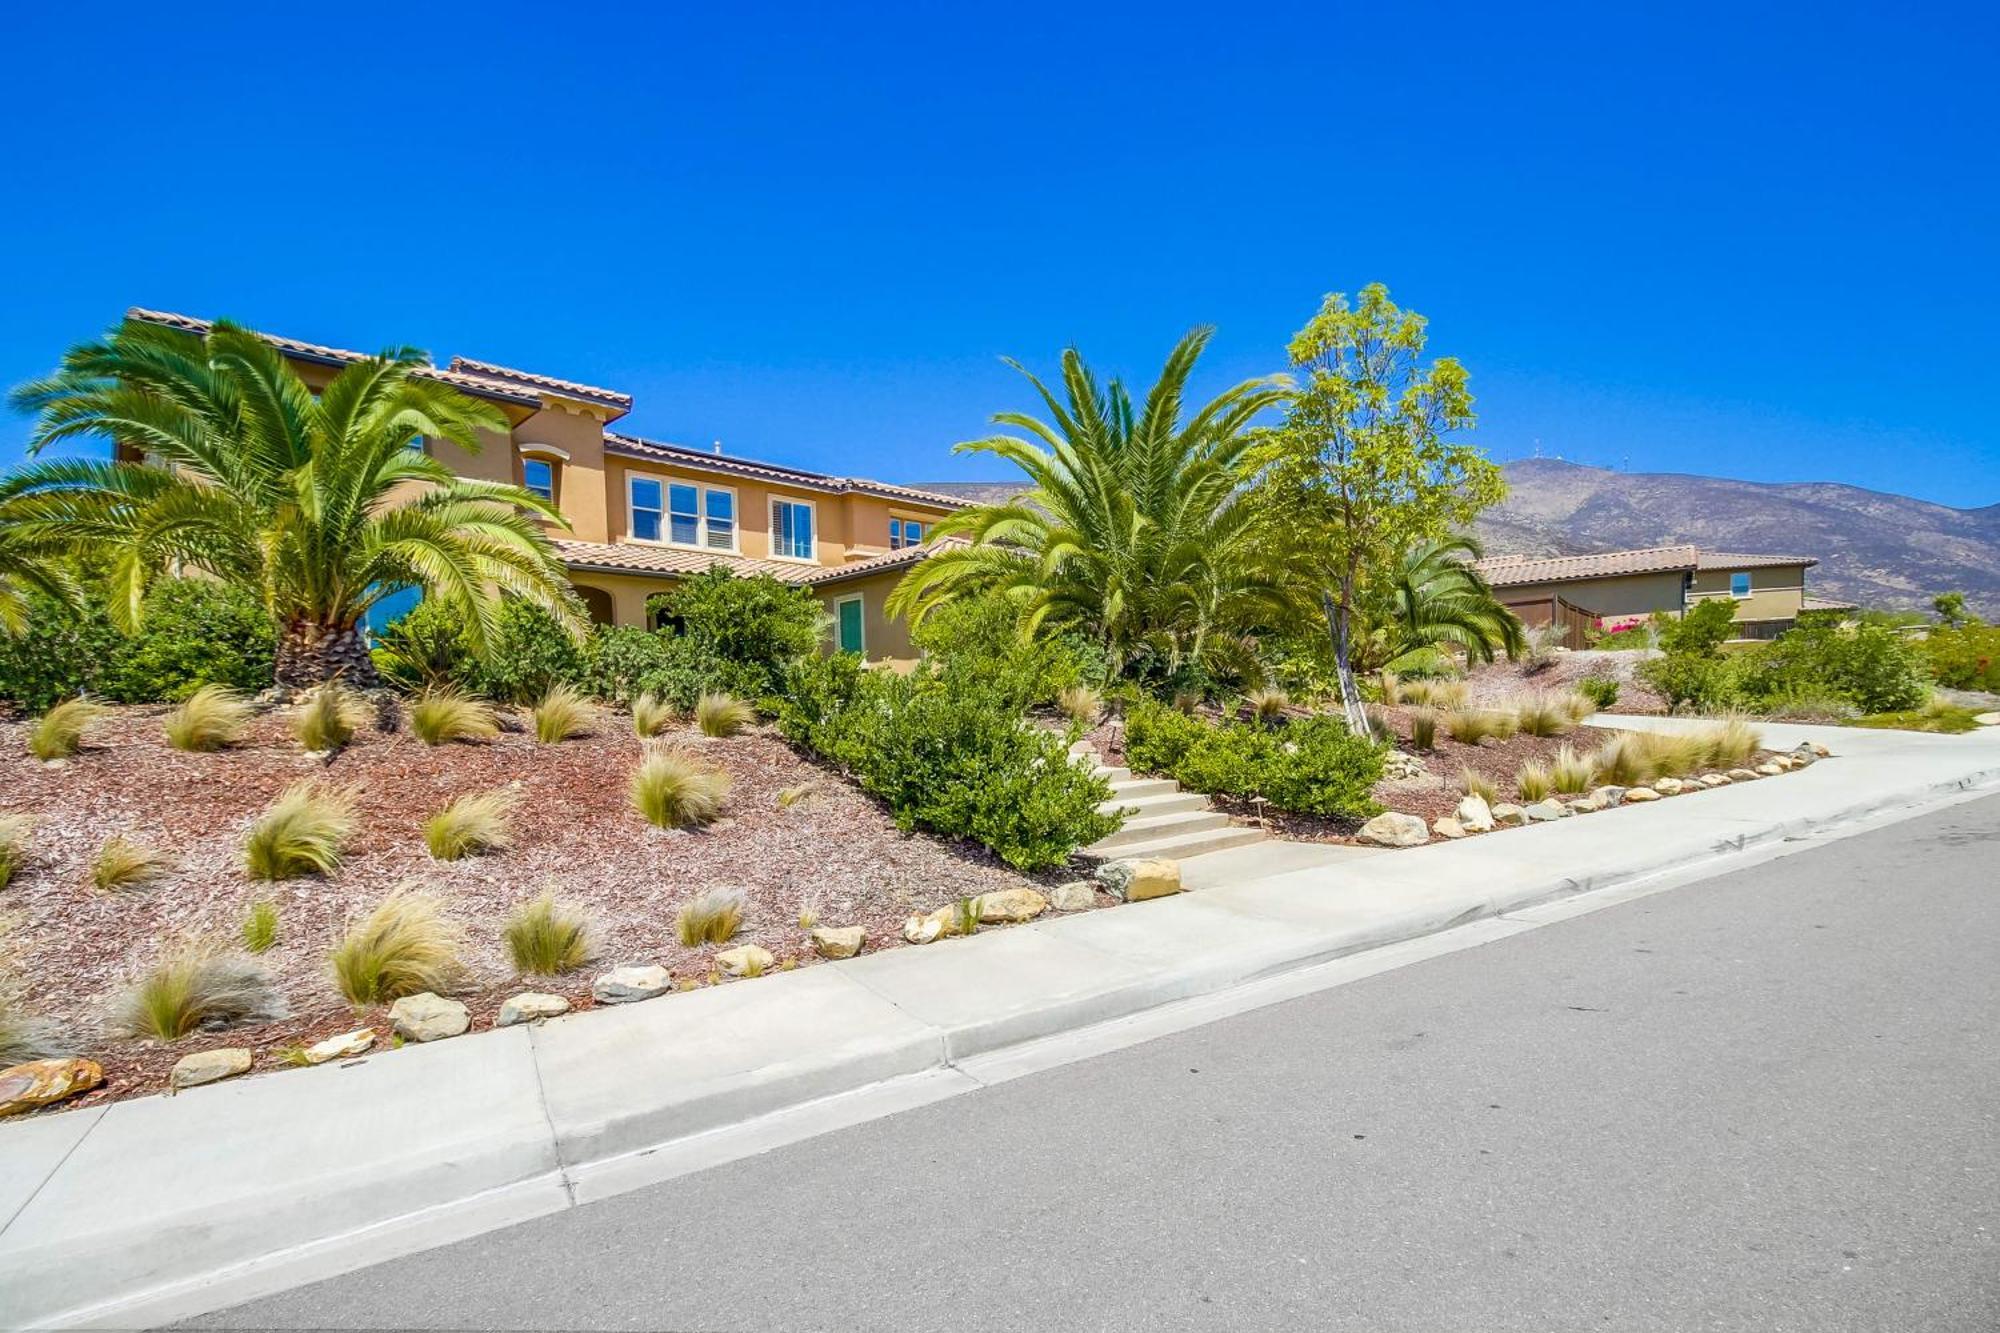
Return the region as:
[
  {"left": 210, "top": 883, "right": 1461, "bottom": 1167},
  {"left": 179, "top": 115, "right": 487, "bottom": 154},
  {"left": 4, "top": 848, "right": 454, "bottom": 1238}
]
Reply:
[{"left": 5, "top": 719, "right": 1998, "bottom": 1330}]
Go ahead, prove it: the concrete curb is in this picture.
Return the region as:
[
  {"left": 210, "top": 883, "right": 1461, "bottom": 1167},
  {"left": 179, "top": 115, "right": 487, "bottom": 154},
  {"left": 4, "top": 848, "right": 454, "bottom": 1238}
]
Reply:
[{"left": 5, "top": 725, "right": 1998, "bottom": 1330}]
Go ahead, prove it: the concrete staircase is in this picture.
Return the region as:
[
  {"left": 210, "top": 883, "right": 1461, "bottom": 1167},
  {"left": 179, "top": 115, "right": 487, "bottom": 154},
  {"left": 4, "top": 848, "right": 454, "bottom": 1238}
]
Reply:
[{"left": 1076, "top": 746, "right": 1268, "bottom": 861}]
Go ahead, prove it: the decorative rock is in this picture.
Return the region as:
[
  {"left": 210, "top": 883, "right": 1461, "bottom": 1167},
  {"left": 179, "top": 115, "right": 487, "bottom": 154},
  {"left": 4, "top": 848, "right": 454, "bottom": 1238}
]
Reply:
[
  {"left": 1357, "top": 811, "right": 1430, "bottom": 847},
  {"left": 1811, "top": 741, "right": 1834, "bottom": 754},
  {"left": 1524, "top": 799, "right": 1571, "bottom": 822},
  {"left": 1587, "top": 785, "right": 1627, "bottom": 808},
  {"left": 304, "top": 1028, "right": 375, "bottom": 1064},
  {"left": 0, "top": 1058, "right": 102, "bottom": 1116},
  {"left": 1728, "top": 768, "right": 1760, "bottom": 781},
  {"left": 1755, "top": 762, "right": 1785, "bottom": 776},
  {"left": 809, "top": 926, "right": 866, "bottom": 959},
  {"left": 593, "top": 965, "right": 670, "bottom": 1003},
  {"left": 1788, "top": 744, "right": 1818, "bottom": 767},
  {"left": 1974, "top": 713, "right": 1999, "bottom": 728},
  {"left": 390, "top": 992, "right": 470, "bottom": 1043},
  {"left": 901, "top": 915, "right": 943, "bottom": 945},
  {"left": 1431, "top": 816, "right": 1467, "bottom": 839},
  {"left": 170, "top": 1048, "right": 251, "bottom": 1090},
  {"left": 1696, "top": 773, "right": 1728, "bottom": 788},
  {"left": 496, "top": 992, "right": 570, "bottom": 1027},
  {"left": 717, "top": 945, "right": 775, "bottom": 977},
  {"left": 1653, "top": 777, "right": 1686, "bottom": 795},
  {"left": 1769, "top": 755, "right": 1794, "bottom": 771},
  {"left": 1096, "top": 857, "right": 1183, "bottom": 901},
  {"left": 977, "top": 888, "right": 1050, "bottom": 923},
  {"left": 1454, "top": 794, "right": 1495, "bottom": 832},
  {"left": 1623, "top": 787, "right": 1662, "bottom": 803},
  {"left": 1568, "top": 795, "right": 1605, "bottom": 813},
  {"left": 1382, "top": 751, "right": 1427, "bottom": 781},
  {"left": 1491, "top": 802, "right": 1527, "bottom": 827},
  {"left": 1050, "top": 880, "right": 1096, "bottom": 912}
]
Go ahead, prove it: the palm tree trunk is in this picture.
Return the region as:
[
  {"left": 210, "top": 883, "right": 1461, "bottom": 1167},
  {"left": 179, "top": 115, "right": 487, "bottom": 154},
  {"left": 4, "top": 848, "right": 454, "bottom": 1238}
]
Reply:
[
  {"left": 1322, "top": 589, "right": 1371, "bottom": 737},
  {"left": 276, "top": 618, "right": 379, "bottom": 688}
]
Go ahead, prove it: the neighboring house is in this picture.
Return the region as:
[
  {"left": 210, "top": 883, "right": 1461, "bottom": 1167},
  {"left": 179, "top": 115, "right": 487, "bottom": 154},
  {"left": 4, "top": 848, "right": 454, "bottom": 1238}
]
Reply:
[
  {"left": 122, "top": 310, "right": 966, "bottom": 662},
  {"left": 1474, "top": 544, "right": 1854, "bottom": 643}
]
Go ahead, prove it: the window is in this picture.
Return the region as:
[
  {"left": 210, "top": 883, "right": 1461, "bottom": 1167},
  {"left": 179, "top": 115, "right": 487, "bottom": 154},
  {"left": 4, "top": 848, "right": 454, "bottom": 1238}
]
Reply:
[
  {"left": 630, "top": 477, "right": 664, "bottom": 542},
  {"left": 772, "top": 499, "right": 815, "bottom": 560},
  {"left": 1730, "top": 571, "right": 1752, "bottom": 599},
  {"left": 522, "top": 458, "right": 555, "bottom": 503},
  {"left": 669, "top": 483, "right": 700, "bottom": 545},
  {"left": 890, "top": 518, "right": 924, "bottom": 550},
  {"left": 705, "top": 488, "right": 735, "bottom": 550},
  {"left": 835, "top": 595, "right": 865, "bottom": 654}
]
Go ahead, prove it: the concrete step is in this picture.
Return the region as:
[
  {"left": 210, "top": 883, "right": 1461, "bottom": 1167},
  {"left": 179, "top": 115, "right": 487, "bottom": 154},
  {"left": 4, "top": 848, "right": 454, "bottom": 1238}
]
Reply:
[
  {"left": 1091, "top": 765, "right": 1132, "bottom": 783},
  {"left": 1089, "top": 809, "right": 1235, "bottom": 851},
  {"left": 1106, "top": 777, "right": 1178, "bottom": 800},
  {"left": 1093, "top": 823, "right": 1269, "bottom": 862},
  {"left": 1096, "top": 790, "right": 1209, "bottom": 818}
]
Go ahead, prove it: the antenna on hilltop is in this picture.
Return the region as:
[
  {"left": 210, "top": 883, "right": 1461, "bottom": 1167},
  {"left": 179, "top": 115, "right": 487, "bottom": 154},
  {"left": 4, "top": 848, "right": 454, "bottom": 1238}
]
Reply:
[{"left": 1532, "top": 438, "right": 1542, "bottom": 459}]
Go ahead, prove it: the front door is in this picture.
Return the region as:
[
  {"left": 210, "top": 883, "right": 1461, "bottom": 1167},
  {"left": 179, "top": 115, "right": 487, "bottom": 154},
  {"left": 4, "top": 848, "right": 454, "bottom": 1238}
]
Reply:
[{"left": 836, "top": 597, "right": 864, "bottom": 654}]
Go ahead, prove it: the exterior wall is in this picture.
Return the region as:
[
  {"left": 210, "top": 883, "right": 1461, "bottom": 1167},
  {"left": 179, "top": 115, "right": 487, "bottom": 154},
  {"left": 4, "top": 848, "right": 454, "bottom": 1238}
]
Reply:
[
  {"left": 1497, "top": 571, "right": 1687, "bottom": 622},
  {"left": 1686, "top": 564, "right": 1810, "bottom": 630},
  {"left": 814, "top": 569, "right": 919, "bottom": 663},
  {"left": 566, "top": 571, "right": 673, "bottom": 628}
]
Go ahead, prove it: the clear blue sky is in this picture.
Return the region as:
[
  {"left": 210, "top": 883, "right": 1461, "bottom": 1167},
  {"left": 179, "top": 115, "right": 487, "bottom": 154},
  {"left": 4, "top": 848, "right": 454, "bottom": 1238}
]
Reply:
[{"left": 4, "top": 2, "right": 1995, "bottom": 506}]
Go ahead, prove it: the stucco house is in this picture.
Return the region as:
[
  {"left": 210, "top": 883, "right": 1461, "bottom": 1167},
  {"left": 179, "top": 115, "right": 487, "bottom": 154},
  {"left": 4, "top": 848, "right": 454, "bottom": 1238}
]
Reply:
[
  {"left": 1474, "top": 544, "right": 1854, "bottom": 643},
  {"left": 122, "top": 310, "right": 966, "bottom": 663}
]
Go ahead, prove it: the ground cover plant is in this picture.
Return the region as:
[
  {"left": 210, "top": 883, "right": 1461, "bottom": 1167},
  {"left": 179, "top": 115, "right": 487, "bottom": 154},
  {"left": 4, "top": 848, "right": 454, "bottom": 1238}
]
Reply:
[
  {"left": 408, "top": 689, "right": 500, "bottom": 746},
  {"left": 107, "top": 944, "right": 286, "bottom": 1040},
  {"left": 503, "top": 893, "right": 594, "bottom": 977},
  {"left": 163, "top": 685, "right": 256, "bottom": 752}
]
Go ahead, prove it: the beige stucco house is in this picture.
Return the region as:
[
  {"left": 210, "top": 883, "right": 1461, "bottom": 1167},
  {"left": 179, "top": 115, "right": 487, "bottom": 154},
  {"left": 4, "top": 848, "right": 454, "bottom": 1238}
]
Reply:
[
  {"left": 1474, "top": 544, "right": 1852, "bottom": 643},
  {"left": 125, "top": 310, "right": 965, "bottom": 662}
]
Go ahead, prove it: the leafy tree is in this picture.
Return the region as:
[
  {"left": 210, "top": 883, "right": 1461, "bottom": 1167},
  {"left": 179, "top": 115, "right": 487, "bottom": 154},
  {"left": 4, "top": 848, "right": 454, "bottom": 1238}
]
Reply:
[
  {"left": 1358, "top": 535, "right": 1524, "bottom": 675},
  {"left": 1248, "top": 286, "right": 1505, "bottom": 731},
  {"left": 886, "top": 329, "right": 1289, "bottom": 685},
  {"left": 6, "top": 316, "right": 578, "bottom": 686},
  {"left": 1655, "top": 599, "right": 1738, "bottom": 657},
  {"left": 1932, "top": 591, "right": 1971, "bottom": 628}
]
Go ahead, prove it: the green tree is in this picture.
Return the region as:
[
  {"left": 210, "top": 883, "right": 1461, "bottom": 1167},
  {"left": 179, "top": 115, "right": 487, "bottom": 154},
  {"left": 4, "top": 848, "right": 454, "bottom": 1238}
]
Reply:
[
  {"left": 6, "top": 316, "right": 579, "bottom": 685},
  {"left": 886, "top": 329, "right": 1289, "bottom": 684},
  {"left": 1248, "top": 286, "right": 1505, "bottom": 730},
  {"left": 1932, "top": 591, "right": 1971, "bottom": 628},
  {"left": 1359, "top": 535, "right": 1524, "bottom": 675}
]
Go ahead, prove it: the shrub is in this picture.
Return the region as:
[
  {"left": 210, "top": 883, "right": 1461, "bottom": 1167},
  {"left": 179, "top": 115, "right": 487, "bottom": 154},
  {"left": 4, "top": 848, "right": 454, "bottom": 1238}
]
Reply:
[
  {"left": 241, "top": 899, "right": 279, "bottom": 954},
  {"left": 676, "top": 886, "right": 745, "bottom": 947},
  {"left": 1513, "top": 693, "right": 1572, "bottom": 737},
  {"left": 0, "top": 588, "right": 124, "bottom": 712},
  {"left": 163, "top": 685, "right": 256, "bottom": 752},
  {"left": 92, "top": 835, "right": 169, "bottom": 893},
  {"left": 1128, "top": 704, "right": 1380, "bottom": 819},
  {"left": 1637, "top": 652, "right": 1736, "bottom": 714},
  {"left": 1515, "top": 760, "right": 1553, "bottom": 802},
  {"left": 290, "top": 681, "right": 371, "bottom": 751},
  {"left": 775, "top": 656, "right": 1118, "bottom": 871},
  {"left": 1244, "top": 687, "right": 1290, "bottom": 725},
  {"left": 1057, "top": 684, "right": 1103, "bottom": 727},
  {"left": 245, "top": 781, "right": 356, "bottom": 881},
  {"left": 1125, "top": 699, "right": 1210, "bottom": 775},
  {"left": 368, "top": 597, "right": 472, "bottom": 692},
  {"left": 107, "top": 943, "right": 286, "bottom": 1040},
  {"left": 649, "top": 569, "right": 825, "bottom": 698},
  {"left": 1734, "top": 624, "right": 1929, "bottom": 715},
  {"left": 1575, "top": 672, "right": 1621, "bottom": 711},
  {"left": 102, "top": 579, "right": 276, "bottom": 702},
  {"left": 1409, "top": 707, "right": 1438, "bottom": 750},
  {"left": 1549, "top": 744, "right": 1595, "bottom": 794},
  {"left": 1261, "top": 718, "right": 1384, "bottom": 817},
  {"left": 631, "top": 746, "right": 731, "bottom": 828},
  {"left": 1460, "top": 768, "right": 1498, "bottom": 804},
  {"left": 1923, "top": 622, "right": 2000, "bottom": 693},
  {"left": 425, "top": 789, "right": 519, "bottom": 860},
  {"left": 579, "top": 625, "right": 673, "bottom": 706},
  {"left": 532, "top": 683, "right": 593, "bottom": 743},
  {"left": 631, "top": 692, "right": 676, "bottom": 738},
  {"left": 407, "top": 688, "right": 500, "bottom": 745},
  {"left": 912, "top": 592, "right": 1098, "bottom": 710},
  {"left": 464, "top": 598, "right": 590, "bottom": 705},
  {"left": 0, "top": 813, "right": 28, "bottom": 890},
  {"left": 331, "top": 889, "right": 465, "bottom": 1005},
  {"left": 502, "top": 893, "right": 594, "bottom": 976},
  {"left": 28, "top": 697, "right": 101, "bottom": 761},
  {"left": 695, "top": 691, "right": 754, "bottom": 738},
  {"left": 1658, "top": 599, "right": 1739, "bottom": 656}
]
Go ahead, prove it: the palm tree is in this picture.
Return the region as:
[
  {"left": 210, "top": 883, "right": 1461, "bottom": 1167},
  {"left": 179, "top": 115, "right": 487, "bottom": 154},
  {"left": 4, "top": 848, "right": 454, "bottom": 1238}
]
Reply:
[
  {"left": 0, "top": 473, "right": 82, "bottom": 634},
  {"left": 6, "top": 316, "right": 579, "bottom": 685},
  {"left": 887, "top": 328, "right": 1289, "bottom": 682},
  {"left": 1359, "top": 536, "right": 1524, "bottom": 675}
]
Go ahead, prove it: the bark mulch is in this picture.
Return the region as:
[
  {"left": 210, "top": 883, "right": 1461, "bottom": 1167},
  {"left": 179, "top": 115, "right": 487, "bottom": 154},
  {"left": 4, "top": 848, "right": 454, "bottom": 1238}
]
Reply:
[{"left": 1, "top": 703, "right": 1078, "bottom": 1109}]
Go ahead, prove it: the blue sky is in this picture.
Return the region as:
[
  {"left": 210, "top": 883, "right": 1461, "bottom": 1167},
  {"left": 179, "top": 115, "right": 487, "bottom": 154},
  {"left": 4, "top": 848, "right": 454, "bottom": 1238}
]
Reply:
[{"left": 4, "top": 2, "right": 1995, "bottom": 505}]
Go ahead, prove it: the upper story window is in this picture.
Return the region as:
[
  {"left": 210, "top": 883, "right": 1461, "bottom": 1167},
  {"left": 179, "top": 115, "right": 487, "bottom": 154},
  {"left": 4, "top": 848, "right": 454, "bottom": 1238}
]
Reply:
[
  {"left": 772, "top": 498, "right": 816, "bottom": 561},
  {"left": 631, "top": 475, "right": 737, "bottom": 550},
  {"left": 1730, "top": 571, "right": 1752, "bottom": 598},
  {"left": 630, "top": 476, "right": 665, "bottom": 542},
  {"left": 522, "top": 457, "right": 555, "bottom": 503},
  {"left": 889, "top": 517, "right": 924, "bottom": 550}
]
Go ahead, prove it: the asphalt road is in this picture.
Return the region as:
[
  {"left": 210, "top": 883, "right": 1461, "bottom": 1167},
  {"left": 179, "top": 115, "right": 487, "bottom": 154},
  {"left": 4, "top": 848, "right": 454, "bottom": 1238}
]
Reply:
[{"left": 187, "top": 794, "right": 2000, "bottom": 1332}]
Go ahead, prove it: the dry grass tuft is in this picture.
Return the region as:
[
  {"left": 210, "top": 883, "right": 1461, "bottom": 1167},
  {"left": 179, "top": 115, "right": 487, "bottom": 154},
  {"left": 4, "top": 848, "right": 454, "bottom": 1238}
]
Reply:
[
  {"left": 92, "top": 835, "right": 170, "bottom": 893},
  {"left": 1550, "top": 744, "right": 1596, "bottom": 795},
  {"left": 241, "top": 899, "right": 280, "bottom": 954},
  {"left": 1460, "top": 767, "right": 1499, "bottom": 805},
  {"left": 676, "top": 886, "right": 745, "bottom": 947},
  {"left": 163, "top": 685, "right": 255, "bottom": 752},
  {"left": 408, "top": 688, "right": 500, "bottom": 746},
  {"left": 290, "top": 682, "right": 371, "bottom": 752},
  {"left": 1515, "top": 759, "right": 1554, "bottom": 803},
  {"left": 1244, "top": 687, "right": 1290, "bottom": 724},
  {"left": 244, "top": 781, "right": 356, "bottom": 881},
  {"left": 331, "top": 888, "right": 465, "bottom": 1005},
  {"left": 631, "top": 692, "right": 676, "bottom": 738},
  {"left": 502, "top": 892, "right": 595, "bottom": 977},
  {"left": 775, "top": 781, "right": 818, "bottom": 810},
  {"left": 1378, "top": 670, "right": 1403, "bottom": 705},
  {"left": 1590, "top": 729, "right": 1733, "bottom": 786},
  {"left": 1513, "top": 692, "right": 1574, "bottom": 737},
  {"left": 1559, "top": 689, "right": 1601, "bottom": 723},
  {"left": 1409, "top": 707, "right": 1439, "bottom": 751},
  {"left": 694, "top": 691, "right": 754, "bottom": 738},
  {"left": 29, "top": 698, "right": 102, "bottom": 761},
  {"left": 1429, "top": 679, "right": 1471, "bottom": 710},
  {"left": 1444, "top": 708, "right": 1513, "bottom": 744},
  {"left": 1056, "top": 684, "right": 1103, "bottom": 726},
  {"left": 1694, "top": 717, "right": 1763, "bottom": 768},
  {"left": 532, "top": 684, "right": 593, "bottom": 743},
  {"left": 0, "top": 992, "right": 71, "bottom": 1065},
  {"left": 424, "top": 788, "right": 519, "bottom": 861},
  {"left": 631, "top": 745, "right": 731, "bottom": 828},
  {"left": 0, "top": 814, "right": 30, "bottom": 891},
  {"left": 107, "top": 942, "right": 287, "bottom": 1040}
]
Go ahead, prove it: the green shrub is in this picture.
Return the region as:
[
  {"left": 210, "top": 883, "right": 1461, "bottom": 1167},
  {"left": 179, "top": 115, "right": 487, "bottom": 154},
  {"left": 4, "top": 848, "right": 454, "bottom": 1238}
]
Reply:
[
  {"left": 1575, "top": 672, "right": 1621, "bottom": 710},
  {"left": 102, "top": 579, "right": 276, "bottom": 701},
  {"left": 467, "top": 599, "right": 591, "bottom": 704},
  {"left": 1637, "top": 652, "right": 1737, "bottom": 714},
  {"left": 0, "top": 590, "right": 123, "bottom": 712},
  {"left": 775, "top": 656, "right": 1118, "bottom": 871},
  {"left": 1733, "top": 624, "right": 1929, "bottom": 714},
  {"left": 1923, "top": 622, "right": 2000, "bottom": 692},
  {"left": 1657, "top": 600, "right": 1738, "bottom": 656},
  {"left": 581, "top": 626, "right": 676, "bottom": 706},
  {"left": 910, "top": 591, "right": 1098, "bottom": 710},
  {"left": 648, "top": 569, "right": 824, "bottom": 699},
  {"left": 369, "top": 597, "right": 473, "bottom": 692},
  {"left": 1124, "top": 699, "right": 1210, "bottom": 775},
  {"left": 1126, "top": 701, "right": 1381, "bottom": 819}
]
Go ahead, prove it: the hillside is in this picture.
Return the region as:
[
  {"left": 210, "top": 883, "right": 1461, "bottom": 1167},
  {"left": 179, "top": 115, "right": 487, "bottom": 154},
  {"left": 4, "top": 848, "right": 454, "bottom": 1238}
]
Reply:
[{"left": 914, "top": 464, "right": 2000, "bottom": 616}]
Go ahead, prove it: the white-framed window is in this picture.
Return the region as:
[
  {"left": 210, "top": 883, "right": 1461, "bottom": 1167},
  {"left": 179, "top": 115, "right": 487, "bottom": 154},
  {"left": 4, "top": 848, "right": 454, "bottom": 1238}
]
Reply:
[
  {"left": 771, "top": 497, "right": 816, "bottom": 561},
  {"left": 834, "top": 593, "right": 865, "bottom": 654},
  {"left": 629, "top": 475, "right": 738, "bottom": 551},
  {"left": 705, "top": 487, "right": 735, "bottom": 550},
  {"left": 1730, "top": 571, "right": 1752, "bottom": 599},
  {"left": 889, "top": 517, "right": 924, "bottom": 550},
  {"left": 668, "top": 483, "right": 701, "bottom": 544},
  {"left": 522, "top": 457, "right": 555, "bottom": 503},
  {"left": 629, "top": 475, "right": 664, "bottom": 542}
]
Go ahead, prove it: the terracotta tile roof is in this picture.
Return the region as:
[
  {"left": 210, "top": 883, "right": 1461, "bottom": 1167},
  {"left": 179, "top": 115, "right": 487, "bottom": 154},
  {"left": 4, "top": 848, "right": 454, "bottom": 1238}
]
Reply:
[
  {"left": 802, "top": 536, "right": 970, "bottom": 586},
  {"left": 1475, "top": 545, "right": 1702, "bottom": 587},
  {"left": 1802, "top": 594, "right": 1857, "bottom": 611},
  {"left": 551, "top": 539, "right": 808, "bottom": 582},
  {"left": 1694, "top": 550, "right": 1818, "bottom": 571},
  {"left": 445, "top": 356, "right": 632, "bottom": 411},
  {"left": 604, "top": 433, "right": 970, "bottom": 510}
]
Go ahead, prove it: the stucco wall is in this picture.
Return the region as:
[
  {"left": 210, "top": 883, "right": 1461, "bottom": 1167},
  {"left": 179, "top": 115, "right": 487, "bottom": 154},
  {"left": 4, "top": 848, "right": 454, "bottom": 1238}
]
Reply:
[
  {"left": 815, "top": 568, "right": 919, "bottom": 662},
  {"left": 1498, "top": 570, "right": 1688, "bottom": 621},
  {"left": 1686, "top": 564, "right": 1809, "bottom": 626}
]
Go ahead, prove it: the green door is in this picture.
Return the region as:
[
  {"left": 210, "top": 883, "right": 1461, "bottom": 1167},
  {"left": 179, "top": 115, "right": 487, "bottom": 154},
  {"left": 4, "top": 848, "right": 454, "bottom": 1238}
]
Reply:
[{"left": 837, "top": 597, "right": 864, "bottom": 654}]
